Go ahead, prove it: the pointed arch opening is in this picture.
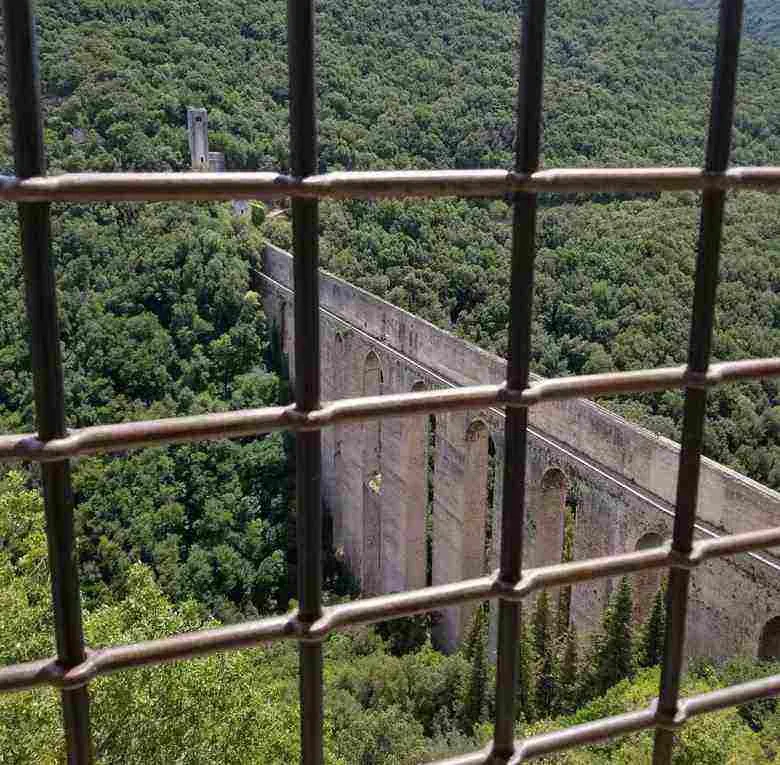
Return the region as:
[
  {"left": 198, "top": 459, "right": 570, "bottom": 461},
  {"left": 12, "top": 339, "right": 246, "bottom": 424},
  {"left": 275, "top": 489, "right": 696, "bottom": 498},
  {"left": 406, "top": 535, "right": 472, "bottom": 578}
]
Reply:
[
  {"left": 464, "top": 419, "right": 490, "bottom": 582},
  {"left": 539, "top": 467, "right": 567, "bottom": 566},
  {"left": 485, "top": 434, "right": 497, "bottom": 572},
  {"left": 330, "top": 331, "right": 346, "bottom": 553},
  {"left": 395, "top": 380, "right": 428, "bottom": 592},
  {"left": 362, "top": 350, "right": 383, "bottom": 594},
  {"left": 364, "top": 350, "right": 383, "bottom": 388},
  {"left": 461, "top": 419, "right": 491, "bottom": 636},
  {"left": 557, "top": 482, "right": 578, "bottom": 634},
  {"left": 758, "top": 615, "right": 780, "bottom": 661},
  {"left": 279, "top": 300, "right": 287, "bottom": 353}
]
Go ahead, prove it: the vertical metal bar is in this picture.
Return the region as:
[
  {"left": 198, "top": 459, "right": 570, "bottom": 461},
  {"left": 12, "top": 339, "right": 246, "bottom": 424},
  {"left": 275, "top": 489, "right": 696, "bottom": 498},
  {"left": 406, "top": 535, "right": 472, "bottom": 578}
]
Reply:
[
  {"left": 1, "top": 1, "right": 93, "bottom": 762},
  {"left": 652, "top": 2, "right": 743, "bottom": 763},
  {"left": 288, "top": 1, "right": 323, "bottom": 763},
  {"left": 492, "top": 1, "right": 546, "bottom": 761}
]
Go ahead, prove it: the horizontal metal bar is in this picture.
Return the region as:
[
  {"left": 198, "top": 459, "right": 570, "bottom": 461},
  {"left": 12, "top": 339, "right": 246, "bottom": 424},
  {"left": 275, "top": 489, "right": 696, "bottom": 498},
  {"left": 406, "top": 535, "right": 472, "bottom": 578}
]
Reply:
[
  {"left": 1, "top": 357, "right": 778, "bottom": 463},
  {"left": 1, "top": 526, "right": 776, "bottom": 694},
  {"left": 682, "top": 672, "right": 780, "bottom": 716},
  {"left": 0, "top": 166, "right": 779, "bottom": 203},
  {"left": 433, "top": 673, "right": 780, "bottom": 765}
]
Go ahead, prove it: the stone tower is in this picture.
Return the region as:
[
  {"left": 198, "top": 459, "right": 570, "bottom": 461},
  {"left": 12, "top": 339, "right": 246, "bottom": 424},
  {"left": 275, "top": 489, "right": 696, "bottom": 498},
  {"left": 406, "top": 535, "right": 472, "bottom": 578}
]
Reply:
[
  {"left": 187, "top": 107, "right": 209, "bottom": 170},
  {"left": 187, "top": 107, "right": 226, "bottom": 172}
]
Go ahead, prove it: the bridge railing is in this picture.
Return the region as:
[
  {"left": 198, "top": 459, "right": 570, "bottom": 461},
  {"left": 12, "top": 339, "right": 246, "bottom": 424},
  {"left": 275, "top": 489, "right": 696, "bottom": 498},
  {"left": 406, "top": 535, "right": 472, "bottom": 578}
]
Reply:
[{"left": 0, "top": 0, "right": 779, "bottom": 763}]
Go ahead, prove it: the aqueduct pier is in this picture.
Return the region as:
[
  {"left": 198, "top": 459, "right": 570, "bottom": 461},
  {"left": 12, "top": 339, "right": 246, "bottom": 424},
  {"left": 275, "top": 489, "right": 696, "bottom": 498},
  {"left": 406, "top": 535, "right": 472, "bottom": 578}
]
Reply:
[{"left": 256, "top": 244, "right": 780, "bottom": 658}]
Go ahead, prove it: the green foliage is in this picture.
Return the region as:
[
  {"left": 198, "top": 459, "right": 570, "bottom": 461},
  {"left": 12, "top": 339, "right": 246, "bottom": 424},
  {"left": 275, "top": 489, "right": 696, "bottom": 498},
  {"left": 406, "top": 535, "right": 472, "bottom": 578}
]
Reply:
[
  {"left": 688, "top": 655, "right": 780, "bottom": 733},
  {"left": 0, "top": 472, "right": 55, "bottom": 666},
  {"left": 0, "top": 191, "right": 295, "bottom": 621},
  {"left": 2, "top": 474, "right": 777, "bottom": 762},
  {"left": 250, "top": 202, "right": 267, "bottom": 227},
  {"left": 0, "top": 475, "right": 480, "bottom": 763},
  {"left": 532, "top": 592, "right": 559, "bottom": 717},
  {"left": 74, "top": 434, "right": 291, "bottom": 619},
  {"left": 587, "top": 578, "right": 636, "bottom": 699},
  {"left": 0, "top": 175, "right": 298, "bottom": 623},
  {"left": 636, "top": 582, "right": 667, "bottom": 669},
  {"left": 526, "top": 659, "right": 780, "bottom": 764},
  {"left": 0, "top": 0, "right": 778, "bottom": 759},
  {"left": 532, "top": 592, "right": 553, "bottom": 661},
  {"left": 515, "top": 612, "right": 537, "bottom": 724},
  {"left": 375, "top": 614, "right": 431, "bottom": 656},
  {"left": 680, "top": 0, "right": 780, "bottom": 44},
  {"left": 557, "top": 503, "right": 576, "bottom": 636},
  {"left": 558, "top": 628, "right": 580, "bottom": 715},
  {"left": 460, "top": 604, "right": 489, "bottom": 733}
]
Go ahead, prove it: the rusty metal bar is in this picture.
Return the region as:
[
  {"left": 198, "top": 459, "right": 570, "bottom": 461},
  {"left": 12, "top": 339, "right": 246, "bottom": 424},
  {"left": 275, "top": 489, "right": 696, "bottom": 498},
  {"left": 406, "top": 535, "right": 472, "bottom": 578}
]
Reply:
[
  {"left": 653, "top": 2, "right": 744, "bottom": 763},
  {"left": 1, "top": 1, "right": 93, "bottom": 762},
  {"left": 2, "top": 526, "right": 778, "bottom": 695},
  {"left": 0, "top": 165, "right": 780, "bottom": 202},
  {"left": 1, "top": 357, "right": 779, "bottom": 463},
  {"left": 493, "top": 1, "right": 547, "bottom": 760},
  {"left": 288, "top": 0, "right": 323, "bottom": 762}
]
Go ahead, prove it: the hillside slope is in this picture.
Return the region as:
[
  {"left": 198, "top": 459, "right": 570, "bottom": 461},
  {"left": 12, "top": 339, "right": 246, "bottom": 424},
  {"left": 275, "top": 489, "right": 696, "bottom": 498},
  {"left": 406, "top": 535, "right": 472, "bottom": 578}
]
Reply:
[
  {"left": 0, "top": 0, "right": 777, "bottom": 493},
  {"left": 13, "top": 0, "right": 779, "bottom": 174},
  {"left": 680, "top": 0, "right": 780, "bottom": 44}
]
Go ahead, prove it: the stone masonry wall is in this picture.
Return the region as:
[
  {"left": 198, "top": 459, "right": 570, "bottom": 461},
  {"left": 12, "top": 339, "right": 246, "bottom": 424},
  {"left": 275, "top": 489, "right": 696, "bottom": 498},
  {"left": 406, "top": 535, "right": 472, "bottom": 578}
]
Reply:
[{"left": 258, "top": 244, "right": 780, "bottom": 657}]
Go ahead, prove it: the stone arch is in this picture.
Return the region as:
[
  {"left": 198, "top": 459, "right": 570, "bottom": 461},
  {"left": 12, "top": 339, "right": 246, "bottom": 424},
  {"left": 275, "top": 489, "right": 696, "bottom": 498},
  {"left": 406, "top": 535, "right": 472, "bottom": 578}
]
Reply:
[
  {"left": 364, "top": 350, "right": 383, "bottom": 391},
  {"left": 330, "top": 331, "right": 346, "bottom": 547},
  {"left": 485, "top": 433, "right": 497, "bottom": 572},
  {"left": 634, "top": 532, "right": 665, "bottom": 624},
  {"left": 465, "top": 417, "right": 489, "bottom": 440},
  {"left": 361, "top": 350, "right": 383, "bottom": 594},
  {"left": 758, "top": 616, "right": 780, "bottom": 660},
  {"left": 636, "top": 531, "right": 664, "bottom": 550},
  {"left": 461, "top": 418, "right": 491, "bottom": 635},
  {"left": 541, "top": 466, "right": 567, "bottom": 491},
  {"left": 538, "top": 467, "right": 567, "bottom": 567},
  {"left": 280, "top": 300, "right": 294, "bottom": 373},
  {"left": 388, "top": 379, "right": 428, "bottom": 593},
  {"left": 425, "top": 407, "right": 437, "bottom": 589}
]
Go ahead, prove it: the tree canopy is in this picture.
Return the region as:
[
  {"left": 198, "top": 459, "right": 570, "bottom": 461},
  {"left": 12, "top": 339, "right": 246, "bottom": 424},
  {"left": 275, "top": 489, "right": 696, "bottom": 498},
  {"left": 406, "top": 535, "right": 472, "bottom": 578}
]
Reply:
[{"left": 0, "top": 0, "right": 778, "bottom": 759}]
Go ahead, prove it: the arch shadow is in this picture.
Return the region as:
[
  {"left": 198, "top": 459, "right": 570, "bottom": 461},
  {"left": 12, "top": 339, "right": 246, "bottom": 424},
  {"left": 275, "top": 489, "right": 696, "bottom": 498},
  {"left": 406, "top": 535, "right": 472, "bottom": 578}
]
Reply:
[{"left": 759, "top": 615, "right": 780, "bottom": 660}]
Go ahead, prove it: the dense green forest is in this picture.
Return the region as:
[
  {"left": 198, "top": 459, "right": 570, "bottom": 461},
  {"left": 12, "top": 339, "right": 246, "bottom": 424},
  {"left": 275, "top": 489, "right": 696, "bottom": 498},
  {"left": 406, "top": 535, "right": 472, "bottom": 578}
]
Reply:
[
  {"left": 0, "top": 192, "right": 300, "bottom": 620},
  {"left": 680, "top": 0, "right": 780, "bottom": 44},
  {"left": 0, "top": 0, "right": 778, "bottom": 761},
  {"left": 1, "top": 474, "right": 778, "bottom": 763},
  {"left": 0, "top": 0, "right": 774, "bottom": 489}
]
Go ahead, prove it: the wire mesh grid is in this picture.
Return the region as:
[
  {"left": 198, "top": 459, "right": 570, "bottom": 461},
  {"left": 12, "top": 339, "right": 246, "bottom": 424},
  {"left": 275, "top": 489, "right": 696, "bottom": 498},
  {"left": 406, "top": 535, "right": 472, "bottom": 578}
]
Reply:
[{"left": 0, "top": 0, "right": 779, "bottom": 763}]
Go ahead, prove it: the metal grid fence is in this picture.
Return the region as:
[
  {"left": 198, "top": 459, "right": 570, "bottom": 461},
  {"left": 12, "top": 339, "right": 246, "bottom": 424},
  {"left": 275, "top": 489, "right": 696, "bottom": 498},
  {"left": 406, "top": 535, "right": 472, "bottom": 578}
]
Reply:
[{"left": 0, "top": 0, "right": 779, "bottom": 763}]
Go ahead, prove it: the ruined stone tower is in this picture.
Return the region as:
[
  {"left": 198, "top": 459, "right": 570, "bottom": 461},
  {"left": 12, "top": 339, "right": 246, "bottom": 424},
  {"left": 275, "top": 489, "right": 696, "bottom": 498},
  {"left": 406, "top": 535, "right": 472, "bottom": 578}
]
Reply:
[
  {"left": 187, "top": 107, "right": 225, "bottom": 172},
  {"left": 187, "top": 107, "right": 209, "bottom": 170}
]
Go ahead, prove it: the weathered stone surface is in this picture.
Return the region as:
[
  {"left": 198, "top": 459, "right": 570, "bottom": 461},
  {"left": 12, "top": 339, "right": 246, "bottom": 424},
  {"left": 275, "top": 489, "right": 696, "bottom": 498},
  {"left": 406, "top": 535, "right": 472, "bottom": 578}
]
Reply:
[
  {"left": 257, "top": 244, "right": 780, "bottom": 659},
  {"left": 186, "top": 107, "right": 209, "bottom": 170}
]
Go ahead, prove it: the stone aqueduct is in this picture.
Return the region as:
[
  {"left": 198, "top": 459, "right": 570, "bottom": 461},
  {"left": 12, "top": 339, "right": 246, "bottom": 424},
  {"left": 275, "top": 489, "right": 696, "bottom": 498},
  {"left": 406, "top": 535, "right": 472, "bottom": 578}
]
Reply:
[{"left": 256, "top": 244, "right": 780, "bottom": 656}]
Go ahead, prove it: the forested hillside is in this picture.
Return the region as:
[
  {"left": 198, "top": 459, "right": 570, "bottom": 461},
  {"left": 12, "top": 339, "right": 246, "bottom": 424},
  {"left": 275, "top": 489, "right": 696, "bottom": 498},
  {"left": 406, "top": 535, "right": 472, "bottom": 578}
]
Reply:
[
  {"left": 0, "top": 0, "right": 775, "bottom": 491},
  {"left": 0, "top": 0, "right": 778, "bottom": 761},
  {"left": 680, "top": 0, "right": 780, "bottom": 44},
  {"left": 2, "top": 474, "right": 779, "bottom": 763},
  {"left": 0, "top": 193, "right": 298, "bottom": 619}
]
